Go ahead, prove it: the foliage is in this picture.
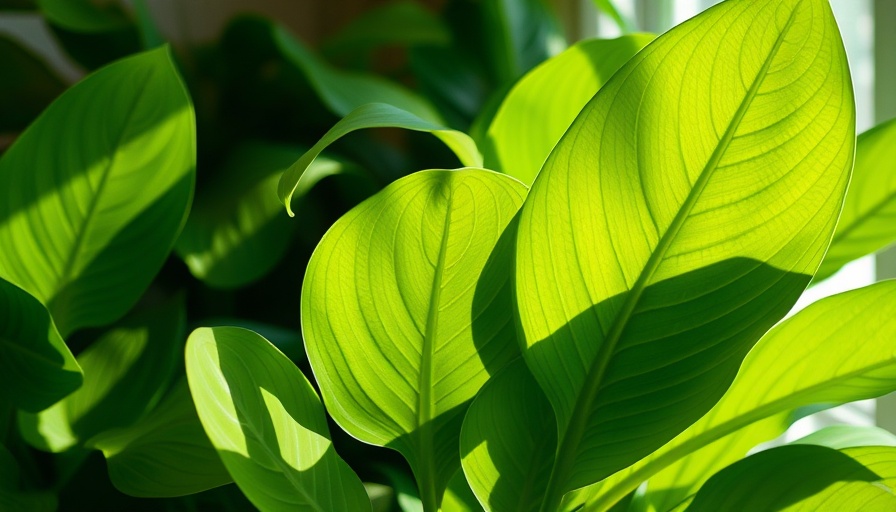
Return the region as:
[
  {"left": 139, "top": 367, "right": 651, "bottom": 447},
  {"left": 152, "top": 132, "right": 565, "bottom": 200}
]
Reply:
[{"left": 2, "top": 0, "right": 896, "bottom": 511}]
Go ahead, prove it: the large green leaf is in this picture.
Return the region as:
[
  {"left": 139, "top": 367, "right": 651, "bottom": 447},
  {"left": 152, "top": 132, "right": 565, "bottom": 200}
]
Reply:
[
  {"left": 277, "top": 103, "right": 482, "bottom": 216},
  {"left": 684, "top": 445, "right": 889, "bottom": 511},
  {"left": 514, "top": 0, "right": 854, "bottom": 508},
  {"left": 303, "top": 169, "right": 526, "bottom": 510},
  {"left": 18, "top": 296, "right": 185, "bottom": 452},
  {"left": 460, "top": 358, "right": 555, "bottom": 512},
  {"left": 816, "top": 117, "right": 896, "bottom": 281},
  {"left": 0, "top": 46, "right": 195, "bottom": 335},
  {"left": 580, "top": 281, "right": 896, "bottom": 512},
  {"left": 186, "top": 326, "right": 370, "bottom": 511},
  {"left": 175, "top": 142, "right": 367, "bottom": 288},
  {"left": 90, "top": 379, "right": 232, "bottom": 497},
  {"left": 482, "top": 34, "right": 653, "bottom": 184},
  {"left": 0, "top": 278, "right": 80, "bottom": 413}
]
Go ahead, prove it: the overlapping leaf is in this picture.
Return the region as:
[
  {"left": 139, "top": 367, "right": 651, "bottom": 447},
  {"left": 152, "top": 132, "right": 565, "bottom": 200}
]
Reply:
[
  {"left": 0, "top": 277, "right": 80, "bottom": 412},
  {"left": 18, "top": 296, "right": 184, "bottom": 452},
  {"left": 579, "top": 281, "right": 896, "bottom": 512},
  {"left": 303, "top": 169, "right": 526, "bottom": 509},
  {"left": 514, "top": 0, "right": 854, "bottom": 508},
  {"left": 816, "top": 117, "right": 896, "bottom": 281},
  {"left": 0, "top": 46, "right": 195, "bottom": 335},
  {"left": 186, "top": 327, "right": 370, "bottom": 511},
  {"left": 482, "top": 34, "right": 653, "bottom": 184}
]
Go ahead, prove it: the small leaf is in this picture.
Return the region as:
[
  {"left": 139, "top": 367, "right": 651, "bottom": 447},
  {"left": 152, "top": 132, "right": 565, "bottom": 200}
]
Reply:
[
  {"left": 460, "top": 358, "right": 555, "bottom": 512},
  {"left": 186, "top": 326, "right": 371, "bottom": 511},
  {"left": 18, "top": 296, "right": 185, "bottom": 452},
  {"left": 0, "top": 46, "right": 195, "bottom": 335},
  {"left": 482, "top": 34, "right": 653, "bottom": 184},
  {"left": 0, "top": 277, "right": 80, "bottom": 413},
  {"left": 303, "top": 169, "right": 526, "bottom": 509},
  {"left": 90, "top": 379, "right": 232, "bottom": 498},
  {"left": 515, "top": 0, "right": 854, "bottom": 507},
  {"left": 816, "top": 117, "right": 896, "bottom": 281},
  {"left": 685, "top": 445, "right": 888, "bottom": 511},
  {"left": 277, "top": 103, "right": 482, "bottom": 216},
  {"left": 582, "top": 281, "right": 896, "bottom": 512}
]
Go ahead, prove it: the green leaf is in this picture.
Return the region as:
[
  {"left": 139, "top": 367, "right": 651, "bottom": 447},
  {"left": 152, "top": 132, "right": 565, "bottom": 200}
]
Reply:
[
  {"left": 0, "top": 278, "right": 80, "bottom": 413},
  {"left": 176, "top": 142, "right": 366, "bottom": 288},
  {"left": 794, "top": 426, "right": 896, "bottom": 450},
  {"left": 842, "top": 446, "right": 896, "bottom": 490},
  {"left": 303, "top": 169, "right": 526, "bottom": 510},
  {"left": 442, "top": 469, "right": 482, "bottom": 512},
  {"left": 321, "top": 1, "right": 450, "bottom": 57},
  {"left": 18, "top": 296, "right": 185, "bottom": 452},
  {"left": 514, "top": 0, "right": 854, "bottom": 508},
  {"left": 582, "top": 281, "right": 896, "bottom": 512},
  {"left": 90, "top": 379, "right": 232, "bottom": 497},
  {"left": 480, "top": 0, "right": 566, "bottom": 84},
  {"left": 277, "top": 103, "right": 482, "bottom": 216},
  {"left": 272, "top": 23, "right": 441, "bottom": 122},
  {"left": 684, "top": 445, "right": 888, "bottom": 511},
  {"left": 366, "top": 482, "right": 395, "bottom": 512},
  {"left": 36, "top": 0, "right": 130, "bottom": 32},
  {"left": 132, "top": 0, "right": 163, "bottom": 49},
  {"left": 460, "top": 358, "right": 555, "bottom": 512},
  {"left": 482, "top": 34, "right": 653, "bottom": 184},
  {"left": 816, "top": 117, "right": 896, "bottom": 281},
  {"left": 185, "top": 326, "right": 370, "bottom": 511},
  {"left": 0, "top": 35, "right": 66, "bottom": 133},
  {"left": 0, "top": 46, "right": 195, "bottom": 336},
  {"left": 591, "top": 0, "right": 636, "bottom": 33}
]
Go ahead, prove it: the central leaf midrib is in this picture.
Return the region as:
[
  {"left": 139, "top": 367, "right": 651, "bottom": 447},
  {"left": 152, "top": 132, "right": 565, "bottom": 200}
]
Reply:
[{"left": 542, "top": 7, "right": 801, "bottom": 507}]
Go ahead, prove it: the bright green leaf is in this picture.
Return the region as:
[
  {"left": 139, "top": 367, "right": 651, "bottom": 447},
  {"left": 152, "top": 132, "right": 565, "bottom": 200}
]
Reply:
[
  {"left": 582, "top": 281, "right": 896, "bottom": 512},
  {"left": 322, "top": 1, "right": 450, "bottom": 57},
  {"left": 0, "top": 277, "right": 80, "bottom": 413},
  {"left": 18, "top": 296, "right": 185, "bottom": 452},
  {"left": 186, "top": 326, "right": 371, "bottom": 511},
  {"left": 684, "top": 445, "right": 887, "bottom": 511},
  {"left": 277, "top": 103, "right": 482, "bottom": 216},
  {"left": 90, "top": 379, "right": 232, "bottom": 498},
  {"left": 482, "top": 34, "right": 653, "bottom": 184},
  {"left": 515, "top": 0, "right": 854, "bottom": 508},
  {"left": 460, "top": 358, "right": 555, "bottom": 512},
  {"left": 794, "top": 426, "right": 896, "bottom": 450},
  {"left": 36, "top": 0, "right": 130, "bottom": 32},
  {"left": 176, "top": 142, "right": 367, "bottom": 288},
  {"left": 303, "top": 169, "right": 526, "bottom": 510},
  {"left": 0, "top": 46, "right": 195, "bottom": 336},
  {"left": 816, "top": 117, "right": 896, "bottom": 281},
  {"left": 842, "top": 446, "right": 896, "bottom": 490}
]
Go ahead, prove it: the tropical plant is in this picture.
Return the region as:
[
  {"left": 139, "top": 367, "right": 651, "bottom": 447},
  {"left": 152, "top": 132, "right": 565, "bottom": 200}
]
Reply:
[{"left": 3, "top": 0, "right": 896, "bottom": 511}]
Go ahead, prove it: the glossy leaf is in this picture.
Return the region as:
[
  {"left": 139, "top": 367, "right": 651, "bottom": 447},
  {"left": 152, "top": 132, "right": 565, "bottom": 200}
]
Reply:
[
  {"left": 0, "top": 35, "right": 66, "bottom": 133},
  {"left": 273, "top": 23, "right": 441, "bottom": 122},
  {"left": 515, "top": 0, "right": 854, "bottom": 507},
  {"left": 583, "top": 281, "right": 896, "bottom": 512},
  {"left": 0, "top": 46, "right": 195, "bottom": 335},
  {"left": 0, "top": 277, "right": 80, "bottom": 413},
  {"left": 460, "top": 358, "right": 555, "bottom": 512},
  {"left": 36, "top": 0, "right": 129, "bottom": 32},
  {"left": 277, "top": 103, "right": 482, "bottom": 216},
  {"left": 303, "top": 169, "right": 526, "bottom": 510},
  {"left": 176, "top": 143, "right": 366, "bottom": 288},
  {"left": 482, "top": 34, "right": 653, "bottom": 184},
  {"left": 322, "top": 1, "right": 450, "bottom": 57},
  {"left": 18, "top": 296, "right": 185, "bottom": 452},
  {"left": 684, "top": 445, "right": 887, "bottom": 511},
  {"left": 90, "top": 380, "right": 232, "bottom": 498},
  {"left": 186, "top": 326, "right": 370, "bottom": 511},
  {"left": 816, "top": 117, "right": 896, "bottom": 281}
]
